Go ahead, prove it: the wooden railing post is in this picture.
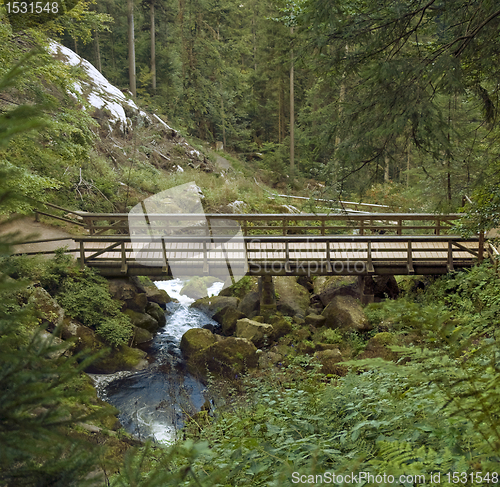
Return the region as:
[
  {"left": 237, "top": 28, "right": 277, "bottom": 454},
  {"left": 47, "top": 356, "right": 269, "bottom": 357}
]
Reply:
[
  {"left": 436, "top": 218, "right": 441, "bottom": 236},
  {"left": 203, "top": 241, "right": 209, "bottom": 274},
  {"left": 120, "top": 242, "right": 127, "bottom": 274},
  {"left": 478, "top": 231, "right": 484, "bottom": 263},
  {"left": 397, "top": 219, "right": 403, "bottom": 236},
  {"left": 79, "top": 241, "right": 85, "bottom": 269},
  {"left": 367, "top": 240, "right": 374, "bottom": 274},
  {"left": 447, "top": 240, "right": 454, "bottom": 272},
  {"left": 407, "top": 240, "right": 414, "bottom": 274}
]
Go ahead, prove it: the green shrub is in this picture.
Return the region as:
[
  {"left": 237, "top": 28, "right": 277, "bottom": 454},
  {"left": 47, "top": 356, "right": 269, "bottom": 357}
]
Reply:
[{"left": 96, "top": 316, "right": 134, "bottom": 348}]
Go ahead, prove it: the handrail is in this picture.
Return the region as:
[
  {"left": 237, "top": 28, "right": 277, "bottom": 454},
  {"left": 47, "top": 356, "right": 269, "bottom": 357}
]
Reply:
[{"left": 75, "top": 212, "right": 462, "bottom": 236}]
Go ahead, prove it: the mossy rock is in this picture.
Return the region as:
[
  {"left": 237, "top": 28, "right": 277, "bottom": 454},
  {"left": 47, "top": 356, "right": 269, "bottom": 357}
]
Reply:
[
  {"left": 131, "top": 326, "right": 153, "bottom": 346},
  {"left": 145, "top": 301, "right": 166, "bottom": 328},
  {"left": 357, "top": 332, "right": 398, "bottom": 361},
  {"left": 268, "top": 314, "right": 293, "bottom": 340},
  {"left": 132, "top": 277, "right": 172, "bottom": 307},
  {"left": 90, "top": 346, "right": 148, "bottom": 374},
  {"left": 73, "top": 326, "right": 148, "bottom": 373},
  {"left": 258, "top": 351, "right": 283, "bottom": 369},
  {"left": 212, "top": 305, "right": 246, "bottom": 336},
  {"left": 180, "top": 328, "right": 218, "bottom": 358},
  {"left": 180, "top": 277, "right": 208, "bottom": 300},
  {"left": 28, "top": 287, "right": 65, "bottom": 331},
  {"left": 124, "top": 293, "right": 148, "bottom": 313},
  {"left": 188, "top": 337, "right": 258, "bottom": 378},
  {"left": 191, "top": 296, "right": 240, "bottom": 316},
  {"left": 314, "top": 348, "right": 347, "bottom": 376},
  {"left": 235, "top": 318, "right": 274, "bottom": 348},
  {"left": 304, "top": 314, "right": 326, "bottom": 327},
  {"left": 108, "top": 278, "right": 138, "bottom": 301},
  {"left": 124, "top": 309, "right": 159, "bottom": 333},
  {"left": 218, "top": 276, "right": 258, "bottom": 299}
]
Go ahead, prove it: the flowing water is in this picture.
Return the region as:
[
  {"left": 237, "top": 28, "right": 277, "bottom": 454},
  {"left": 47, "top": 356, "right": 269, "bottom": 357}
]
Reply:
[{"left": 90, "top": 279, "right": 223, "bottom": 444}]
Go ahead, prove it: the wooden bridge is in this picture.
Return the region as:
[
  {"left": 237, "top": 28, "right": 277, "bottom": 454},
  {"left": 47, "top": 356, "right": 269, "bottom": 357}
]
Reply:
[{"left": 58, "top": 212, "right": 485, "bottom": 278}]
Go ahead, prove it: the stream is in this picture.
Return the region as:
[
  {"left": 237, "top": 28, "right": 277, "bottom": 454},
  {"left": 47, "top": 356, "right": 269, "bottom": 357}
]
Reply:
[{"left": 90, "top": 279, "right": 223, "bottom": 444}]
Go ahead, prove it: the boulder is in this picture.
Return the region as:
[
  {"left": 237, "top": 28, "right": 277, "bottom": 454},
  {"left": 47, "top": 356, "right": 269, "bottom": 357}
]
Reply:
[
  {"left": 188, "top": 337, "right": 258, "bottom": 377},
  {"left": 191, "top": 296, "right": 240, "bottom": 316},
  {"left": 305, "top": 314, "right": 326, "bottom": 327},
  {"left": 28, "top": 287, "right": 64, "bottom": 331},
  {"left": 357, "top": 332, "right": 398, "bottom": 361},
  {"left": 180, "top": 328, "right": 218, "bottom": 358},
  {"left": 235, "top": 318, "right": 274, "bottom": 347},
  {"left": 268, "top": 315, "right": 293, "bottom": 340},
  {"left": 108, "top": 278, "right": 138, "bottom": 301},
  {"left": 35, "top": 330, "right": 68, "bottom": 359},
  {"left": 258, "top": 351, "right": 283, "bottom": 369},
  {"left": 374, "top": 276, "right": 400, "bottom": 300},
  {"left": 212, "top": 305, "right": 246, "bottom": 336},
  {"left": 218, "top": 276, "right": 258, "bottom": 299},
  {"left": 124, "top": 309, "right": 160, "bottom": 333},
  {"left": 321, "top": 295, "right": 371, "bottom": 332},
  {"left": 72, "top": 326, "right": 148, "bottom": 373},
  {"left": 131, "top": 326, "right": 153, "bottom": 346},
  {"left": 238, "top": 291, "right": 260, "bottom": 318},
  {"left": 145, "top": 301, "right": 166, "bottom": 327},
  {"left": 274, "top": 277, "right": 310, "bottom": 318},
  {"left": 315, "top": 276, "right": 359, "bottom": 306},
  {"left": 180, "top": 277, "right": 208, "bottom": 300},
  {"left": 61, "top": 317, "right": 84, "bottom": 340},
  {"left": 89, "top": 346, "right": 148, "bottom": 374},
  {"left": 131, "top": 277, "right": 172, "bottom": 307},
  {"left": 314, "top": 348, "right": 347, "bottom": 376},
  {"left": 124, "top": 293, "right": 148, "bottom": 313}
]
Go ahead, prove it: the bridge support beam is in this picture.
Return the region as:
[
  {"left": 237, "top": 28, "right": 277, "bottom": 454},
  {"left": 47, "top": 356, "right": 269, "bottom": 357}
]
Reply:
[
  {"left": 259, "top": 276, "right": 277, "bottom": 320},
  {"left": 357, "top": 276, "right": 375, "bottom": 305}
]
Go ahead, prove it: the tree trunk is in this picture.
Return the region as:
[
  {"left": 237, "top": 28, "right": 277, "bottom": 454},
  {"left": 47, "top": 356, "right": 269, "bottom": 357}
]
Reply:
[
  {"left": 150, "top": 1, "right": 156, "bottom": 94},
  {"left": 384, "top": 154, "right": 390, "bottom": 182},
  {"left": 94, "top": 29, "right": 102, "bottom": 73},
  {"left": 290, "top": 26, "right": 295, "bottom": 177},
  {"left": 127, "top": 0, "right": 137, "bottom": 98}
]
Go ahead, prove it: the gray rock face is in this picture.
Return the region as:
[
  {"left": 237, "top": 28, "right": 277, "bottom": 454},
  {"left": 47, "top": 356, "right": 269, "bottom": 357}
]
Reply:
[
  {"left": 235, "top": 318, "right": 274, "bottom": 347},
  {"left": 28, "top": 287, "right": 65, "bottom": 331},
  {"left": 321, "top": 295, "right": 371, "bottom": 332}
]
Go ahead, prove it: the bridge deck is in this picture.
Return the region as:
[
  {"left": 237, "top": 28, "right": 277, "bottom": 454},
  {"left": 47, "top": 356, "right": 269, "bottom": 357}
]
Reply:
[{"left": 74, "top": 235, "right": 480, "bottom": 277}]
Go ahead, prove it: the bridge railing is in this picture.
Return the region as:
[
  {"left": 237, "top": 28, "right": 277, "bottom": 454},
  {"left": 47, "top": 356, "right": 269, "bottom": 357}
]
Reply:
[{"left": 75, "top": 212, "right": 462, "bottom": 237}]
